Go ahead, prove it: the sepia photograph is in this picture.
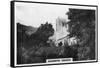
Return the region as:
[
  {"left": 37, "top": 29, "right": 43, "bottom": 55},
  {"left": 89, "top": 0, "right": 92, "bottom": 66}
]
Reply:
[{"left": 11, "top": 1, "right": 98, "bottom": 67}]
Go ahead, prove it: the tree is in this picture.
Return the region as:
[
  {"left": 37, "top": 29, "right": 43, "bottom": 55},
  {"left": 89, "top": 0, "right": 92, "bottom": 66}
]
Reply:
[
  {"left": 17, "top": 22, "right": 54, "bottom": 64},
  {"left": 66, "top": 9, "right": 95, "bottom": 60},
  {"left": 28, "top": 22, "right": 54, "bottom": 47}
]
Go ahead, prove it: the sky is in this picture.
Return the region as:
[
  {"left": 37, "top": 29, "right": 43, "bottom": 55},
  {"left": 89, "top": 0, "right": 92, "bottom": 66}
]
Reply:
[
  {"left": 15, "top": 2, "right": 69, "bottom": 30},
  {"left": 15, "top": 2, "right": 96, "bottom": 30}
]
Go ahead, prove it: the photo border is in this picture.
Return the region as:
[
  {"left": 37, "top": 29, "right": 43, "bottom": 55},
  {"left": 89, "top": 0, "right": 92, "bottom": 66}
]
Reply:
[{"left": 10, "top": 1, "right": 98, "bottom": 67}]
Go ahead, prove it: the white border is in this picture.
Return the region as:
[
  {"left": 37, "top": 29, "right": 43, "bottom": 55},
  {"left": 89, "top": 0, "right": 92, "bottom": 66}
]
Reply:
[{"left": 14, "top": 2, "right": 97, "bottom": 67}]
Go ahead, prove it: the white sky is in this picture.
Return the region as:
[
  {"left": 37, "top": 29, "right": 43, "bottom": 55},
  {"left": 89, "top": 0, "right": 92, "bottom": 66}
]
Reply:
[{"left": 15, "top": 2, "right": 69, "bottom": 29}]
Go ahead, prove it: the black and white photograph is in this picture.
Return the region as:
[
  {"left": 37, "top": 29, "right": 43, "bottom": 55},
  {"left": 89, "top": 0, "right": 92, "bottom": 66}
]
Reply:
[{"left": 11, "top": 1, "right": 98, "bottom": 67}]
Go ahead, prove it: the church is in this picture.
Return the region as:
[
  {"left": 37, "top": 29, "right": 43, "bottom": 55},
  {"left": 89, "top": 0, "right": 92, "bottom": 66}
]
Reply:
[{"left": 49, "top": 17, "right": 77, "bottom": 47}]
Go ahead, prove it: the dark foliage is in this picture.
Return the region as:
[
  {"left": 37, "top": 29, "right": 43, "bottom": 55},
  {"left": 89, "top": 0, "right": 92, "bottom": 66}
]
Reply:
[
  {"left": 63, "top": 46, "right": 78, "bottom": 61},
  {"left": 28, "top": 22, "right": 54, "bottom": 47},
  {"left": 17, "top": 22, "right": 55, "bottom": 64},
  {"left": 66, "top": 9, "right": 95, "bottom": 60}
]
